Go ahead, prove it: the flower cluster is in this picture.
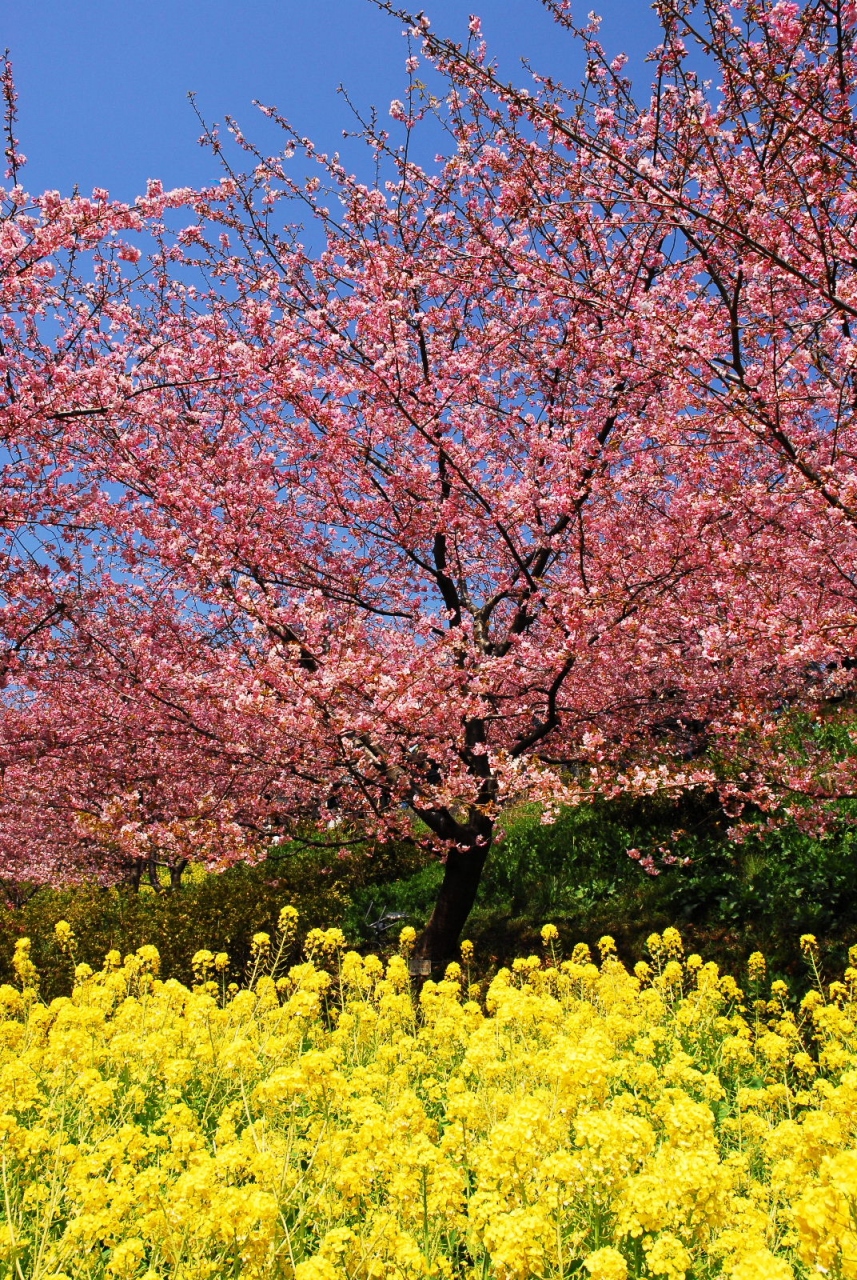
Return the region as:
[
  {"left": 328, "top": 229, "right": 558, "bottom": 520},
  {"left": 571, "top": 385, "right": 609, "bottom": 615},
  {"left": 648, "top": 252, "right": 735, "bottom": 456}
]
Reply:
[{"left": 0, "top": 922, "right": 855, "bottom": 1279}]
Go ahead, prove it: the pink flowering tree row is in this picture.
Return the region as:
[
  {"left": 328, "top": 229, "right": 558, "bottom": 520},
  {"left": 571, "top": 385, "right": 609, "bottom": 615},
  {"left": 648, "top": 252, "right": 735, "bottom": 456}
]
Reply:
[{"left": 3, "top": 2, "right": 857, "bottom": 965}]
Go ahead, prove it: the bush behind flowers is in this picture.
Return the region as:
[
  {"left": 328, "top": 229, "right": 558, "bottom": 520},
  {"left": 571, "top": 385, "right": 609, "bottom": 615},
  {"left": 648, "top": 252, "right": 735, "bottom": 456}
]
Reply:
[
  {"left": 0, "top": 839, "right": 423, "bottom": 999},
  {"left": 1, "top": 919, "right": 856, "bottom": 1279}
]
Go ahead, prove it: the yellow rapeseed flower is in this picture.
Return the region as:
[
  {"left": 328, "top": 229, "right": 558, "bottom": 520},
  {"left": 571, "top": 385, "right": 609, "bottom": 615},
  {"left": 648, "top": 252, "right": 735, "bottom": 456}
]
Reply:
[
  {"left": 583, "top": 1246, "right": 628, "bottom": 1279},
  {"left": 0, "top": 922, "right": 851, "bottom": 1280}
]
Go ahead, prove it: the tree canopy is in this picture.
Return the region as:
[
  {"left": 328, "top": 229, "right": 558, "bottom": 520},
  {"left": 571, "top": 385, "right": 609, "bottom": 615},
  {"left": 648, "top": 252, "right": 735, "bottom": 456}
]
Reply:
[{"left": 3, "top": 2, "right": 857, "bottom": 964}]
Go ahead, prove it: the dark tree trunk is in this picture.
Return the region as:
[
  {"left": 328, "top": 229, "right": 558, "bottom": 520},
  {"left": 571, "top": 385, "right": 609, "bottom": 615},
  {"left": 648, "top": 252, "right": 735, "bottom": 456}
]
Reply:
[
  {"left": 410, "top": 718, "right": 496, "bottom": 974},
  {"left": 410, "top": 824, "right": 493, "bottom": 975},
  {"left": 126, "top": 857, "right": 144, "bottom": 891},
  {"left": 169, "top": 858, "right": 188, "bottom": 891},
  {"left": 0, "top": 878, "right": 41, "bottom": 909}
]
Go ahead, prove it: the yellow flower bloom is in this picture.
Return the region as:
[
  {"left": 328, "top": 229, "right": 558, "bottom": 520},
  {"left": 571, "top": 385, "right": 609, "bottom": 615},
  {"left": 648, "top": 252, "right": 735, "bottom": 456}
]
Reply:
[
  {"left": 583, "top": 1246, "right": 628, "bottom": 1280},
  {"left": 645, "top": 1231, "right": 692, "bottom": 1279},
  {"left": 54, "top": 920, "right": 75, "bottom": 953}
]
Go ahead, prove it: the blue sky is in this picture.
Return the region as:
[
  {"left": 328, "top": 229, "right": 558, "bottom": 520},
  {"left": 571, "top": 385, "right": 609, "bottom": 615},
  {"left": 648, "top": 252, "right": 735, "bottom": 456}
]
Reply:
[{"left": 7, "top": 1, "right": 661, "bottom": 200}]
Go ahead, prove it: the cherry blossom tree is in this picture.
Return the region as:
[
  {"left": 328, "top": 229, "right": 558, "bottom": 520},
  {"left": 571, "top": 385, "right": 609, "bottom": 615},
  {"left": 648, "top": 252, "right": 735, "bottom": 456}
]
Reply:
[
  {"left": 0, "top": 57, "right": 214, "bottom": 893},
  {"left": 5, "top": 3, "right": 857, "bottom": 966},
  {"left": 0, "top": 596, "right": 266, "bottom": 892}
]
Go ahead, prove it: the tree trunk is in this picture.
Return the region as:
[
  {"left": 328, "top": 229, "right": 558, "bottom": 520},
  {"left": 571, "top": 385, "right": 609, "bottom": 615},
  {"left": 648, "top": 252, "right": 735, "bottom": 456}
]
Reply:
[
  {"left": 0, "top": 878, "right": 41, "bottom": 909},
  {"left": 126, "top": 857, "right": 144, "bottom": 891},
  {"left": 410, "top": 832, "right": 492, "bottom": 976},
  {"left": 169, "top": 858, "right": 188, "bottom": 891},
  {"left": 410, "top": 718, "right": 496, "bottom": 975}
]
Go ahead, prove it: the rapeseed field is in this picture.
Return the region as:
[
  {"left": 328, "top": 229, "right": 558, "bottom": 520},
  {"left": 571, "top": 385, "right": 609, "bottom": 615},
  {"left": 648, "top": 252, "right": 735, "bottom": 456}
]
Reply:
[{"left": 1, "top": 913, "right": 855, "bottom": 1279}]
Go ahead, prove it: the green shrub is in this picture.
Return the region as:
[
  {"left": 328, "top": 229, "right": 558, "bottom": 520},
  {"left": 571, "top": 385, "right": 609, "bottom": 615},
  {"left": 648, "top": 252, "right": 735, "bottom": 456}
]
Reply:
[
  {"left": 5, "top": 794, "right": 857, "bottom": 994},
  {"left": 0, "top": 837, "right": 422, "bottom": 999},
  {"left": 346, "top": 792, "right": 857, "bottom": 975}
]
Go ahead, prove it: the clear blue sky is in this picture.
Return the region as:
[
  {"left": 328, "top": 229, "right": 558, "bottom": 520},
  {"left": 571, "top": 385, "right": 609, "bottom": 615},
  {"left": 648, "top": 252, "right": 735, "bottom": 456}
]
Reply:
[{"left": 7, "top": 2, "right": 661, "bottom": 200}]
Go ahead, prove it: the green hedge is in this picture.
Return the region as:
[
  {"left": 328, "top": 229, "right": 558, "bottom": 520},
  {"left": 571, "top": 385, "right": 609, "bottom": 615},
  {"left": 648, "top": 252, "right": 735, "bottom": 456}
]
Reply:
[
  {"left": 0, "top": 839, "right": 422, "bottom": 999},
  {"left": 4, "top": 793, "right": 857, "bottom": 997}
]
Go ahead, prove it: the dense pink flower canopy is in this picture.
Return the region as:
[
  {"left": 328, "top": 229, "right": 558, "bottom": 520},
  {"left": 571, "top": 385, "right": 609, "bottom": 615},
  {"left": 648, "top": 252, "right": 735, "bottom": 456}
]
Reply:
[{"left": 2, "top": 2, "right": 857, "bottom": 953}]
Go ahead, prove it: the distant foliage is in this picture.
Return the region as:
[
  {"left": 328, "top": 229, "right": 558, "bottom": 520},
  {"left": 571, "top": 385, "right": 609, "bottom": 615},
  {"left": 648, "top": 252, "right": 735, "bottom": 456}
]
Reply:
[
  {"left": 4, "top": 798, "right": 857, "bottom": 998},
  {"left": 347, "top": 797, "right": 857, "bottom": 975}
]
